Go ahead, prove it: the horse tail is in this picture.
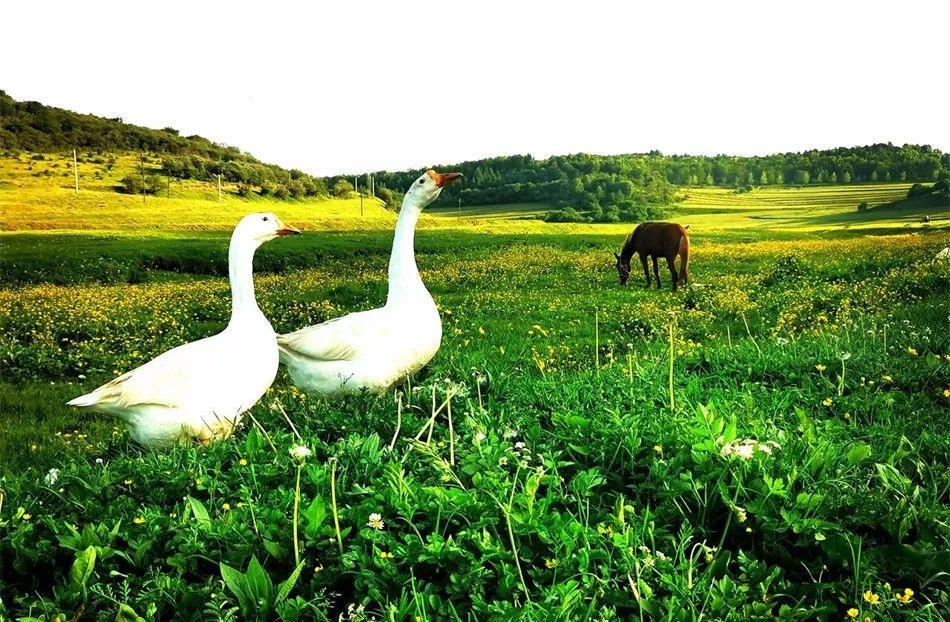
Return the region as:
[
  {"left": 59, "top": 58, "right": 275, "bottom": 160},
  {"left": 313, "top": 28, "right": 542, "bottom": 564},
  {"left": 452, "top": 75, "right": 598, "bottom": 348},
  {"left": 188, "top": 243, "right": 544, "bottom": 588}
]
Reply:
[{"left": 678, "top": 230, "right": 690, "bottom": 285}]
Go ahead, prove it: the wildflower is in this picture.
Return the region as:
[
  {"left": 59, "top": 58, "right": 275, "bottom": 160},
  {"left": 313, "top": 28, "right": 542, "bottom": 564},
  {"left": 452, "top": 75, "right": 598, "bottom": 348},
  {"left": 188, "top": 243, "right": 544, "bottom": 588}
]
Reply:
[
  {"left": 123, "top": 479, "right": 133, "bottom": 485},
  {"left": 734, "top": 506, "right": 748, "bottom": 523},
  {"left": 896, "top": 587, "right": 914, "bottom": 604},
  {"left": 815, "top": 364, "right": 827, "bottom": 372},
  {"left": 474, "top": 432, "right": 486, "bottom": 443},
  {"left": 907, "top": 347, "right": 918, "bottom": 356},
  {"left": 498, "top": 456, "right": 508, "bottom": 466},
  {"left": 379, "top": 551, "right": 393, "bottom": 559},
  {"left": 367, "top": 513, "right": 385, "bottom": 530},
  {"left": 195, "top": 477, "right": 203, "bottom": 486},
  {"left": 822, "top": 397, "right": 833, "bottom": 407},
  {"left": 314, "top": 564, "right": 324, "bottom": 573},
  {"left": 720, "top": 439, "right": 780, "bottom": 460},
  {"left": 514, "top": 441, "right": 526, "bottom": 450},
  {"left": 943, "top": 389, "right": 950, "bottom": 398},
  {"left": 133, "top": 517, "right": 145, "bottom": 525},
  {"left": 21, "top": 513, "right": 32, "bottom": 521},
  {"left": 775, "top": 337, "right": 789, "bottom": 346},
  {"left": 238, "top": 458, "right": 248, "bottom": 466},
  {"left": 222, "top": 503, "right": 231, "bottom": 511},
  {"left": 95, "top": 458, "right": 104, "bottom": 465},
  {"left": 545, "top": 558, "right": 558, "bottom": 569},
  {"left": 882, "top": 375, "right": 893, "bottom": 382},
  {"left": 44, "top": 468, "right": 60, "bottom": 487},
  {"left": 846, "top": 609, "right": 859, "bottom": 619},
  {"left": 289, "top": 444, "right": 312, "bottom": 464},
  {"left": 653, "top": 445, "right": 663, "bottom": 455},
  {"left": 863, "top": 590, "right": 880, "bottom": 605}
]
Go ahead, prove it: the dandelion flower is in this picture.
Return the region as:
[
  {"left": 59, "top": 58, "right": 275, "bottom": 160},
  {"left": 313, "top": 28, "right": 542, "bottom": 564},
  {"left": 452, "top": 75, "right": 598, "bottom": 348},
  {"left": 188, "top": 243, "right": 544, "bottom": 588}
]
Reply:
[
  {"left": 367, "top": 513, "right": 385, "bottom": 530},
  {"left": 863, "top": 590, "right": 880, "bottom": 605},
  {"left": 289, "top": 444, "right": 312, "bottom": 464}
]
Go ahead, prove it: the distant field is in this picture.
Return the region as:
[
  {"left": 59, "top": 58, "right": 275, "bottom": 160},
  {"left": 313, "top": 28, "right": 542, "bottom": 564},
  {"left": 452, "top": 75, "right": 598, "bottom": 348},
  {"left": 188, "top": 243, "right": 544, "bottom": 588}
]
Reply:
[{"left": 428, "top": 202, "right": 553, "bottom": 220}]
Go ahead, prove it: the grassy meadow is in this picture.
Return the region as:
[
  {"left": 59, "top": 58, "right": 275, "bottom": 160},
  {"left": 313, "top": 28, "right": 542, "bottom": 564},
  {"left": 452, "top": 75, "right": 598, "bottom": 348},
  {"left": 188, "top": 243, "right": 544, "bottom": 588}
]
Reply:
[{"left": 1, "top": 152, "right": 949, "bottom": 621}]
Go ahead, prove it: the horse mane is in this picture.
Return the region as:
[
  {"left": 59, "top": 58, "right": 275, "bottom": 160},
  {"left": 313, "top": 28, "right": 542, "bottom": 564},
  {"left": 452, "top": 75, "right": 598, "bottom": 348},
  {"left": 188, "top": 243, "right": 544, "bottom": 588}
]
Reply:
[{"left": 618, "top": 223, "right": 645, "bottom": 263}]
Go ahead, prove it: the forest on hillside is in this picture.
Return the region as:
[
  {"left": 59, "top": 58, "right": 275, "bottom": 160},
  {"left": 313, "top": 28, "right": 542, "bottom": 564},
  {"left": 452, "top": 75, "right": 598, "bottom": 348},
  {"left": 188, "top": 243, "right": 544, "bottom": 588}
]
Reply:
[{"left": 2, "top": 90, "right": 947, "bottom": 221}]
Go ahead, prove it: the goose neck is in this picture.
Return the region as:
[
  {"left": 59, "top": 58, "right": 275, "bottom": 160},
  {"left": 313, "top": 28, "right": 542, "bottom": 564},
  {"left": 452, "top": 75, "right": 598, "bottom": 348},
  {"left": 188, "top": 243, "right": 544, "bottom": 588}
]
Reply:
[
  {"left": 228, "top": 234, "right": 263, "bottom": 323},
  {"left": 387, "top": 202, "right": 424, "bottom": 301}
]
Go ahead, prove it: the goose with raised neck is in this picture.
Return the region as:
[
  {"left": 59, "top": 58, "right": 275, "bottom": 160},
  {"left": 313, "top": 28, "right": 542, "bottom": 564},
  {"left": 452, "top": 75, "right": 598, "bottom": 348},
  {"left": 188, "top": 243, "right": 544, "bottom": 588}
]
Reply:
[
  {"left": 67, "top": 212, "right": 300, "bottom": 448},
  {"left": 278, "top": 169, "right": 462, "bottom": 395}
]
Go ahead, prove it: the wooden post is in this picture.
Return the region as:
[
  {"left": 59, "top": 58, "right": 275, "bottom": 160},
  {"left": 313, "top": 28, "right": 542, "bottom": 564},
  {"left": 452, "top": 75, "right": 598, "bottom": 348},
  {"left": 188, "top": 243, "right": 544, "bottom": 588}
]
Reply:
[{"left": 73, "top": 148, "right": 79, "bottom": 195}]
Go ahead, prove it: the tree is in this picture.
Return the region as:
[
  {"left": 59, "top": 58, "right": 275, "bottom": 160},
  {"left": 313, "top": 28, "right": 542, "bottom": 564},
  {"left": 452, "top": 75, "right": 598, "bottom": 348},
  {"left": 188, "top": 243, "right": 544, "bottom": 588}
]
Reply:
[{"left": 331, "top": 179, "right": 354, "bottom": 198}]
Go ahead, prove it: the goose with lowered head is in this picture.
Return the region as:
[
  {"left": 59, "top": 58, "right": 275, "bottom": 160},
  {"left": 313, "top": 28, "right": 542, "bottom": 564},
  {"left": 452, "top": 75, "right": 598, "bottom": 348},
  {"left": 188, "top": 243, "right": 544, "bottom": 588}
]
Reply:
[
  {"left": 67, "top": 212, "right": 300, "bottom": 448},
  {"left": 278, "top": 169, "right": 462, "bottom": 395}
]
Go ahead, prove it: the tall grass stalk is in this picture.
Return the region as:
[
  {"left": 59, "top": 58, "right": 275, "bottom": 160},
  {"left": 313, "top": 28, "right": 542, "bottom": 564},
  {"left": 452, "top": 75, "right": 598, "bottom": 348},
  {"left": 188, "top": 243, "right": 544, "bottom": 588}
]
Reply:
[
  {"left": 293, "top": 464, "right": 302, "bottom": 566},
  {"left": 668, "top": 320, "right": 675, "bottom": 412},
  {"left": 595, "top": 310, "right": 600, "bottom": 371},
  {"left": 330, "top": 457, "right": 343, "bottom": 555},
  {"left": 388, "top": 393, "right": 403, "bottom": 452}
]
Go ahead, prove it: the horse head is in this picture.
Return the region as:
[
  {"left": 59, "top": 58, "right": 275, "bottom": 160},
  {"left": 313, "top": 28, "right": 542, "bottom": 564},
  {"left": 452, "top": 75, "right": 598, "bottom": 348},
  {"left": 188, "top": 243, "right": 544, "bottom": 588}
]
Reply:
[{"left": 614, "top": 252, "right": 631, "bottom": 285}]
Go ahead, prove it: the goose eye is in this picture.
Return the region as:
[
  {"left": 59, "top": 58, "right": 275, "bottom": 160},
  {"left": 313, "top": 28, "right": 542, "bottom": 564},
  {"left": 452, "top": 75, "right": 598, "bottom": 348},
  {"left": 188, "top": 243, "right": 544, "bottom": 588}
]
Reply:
[
  {"left": 418, "top": 179, "right": 425, "bottom": 184},
  {"left": 262, "top": 216, "right": 269, "bottom": 222}
]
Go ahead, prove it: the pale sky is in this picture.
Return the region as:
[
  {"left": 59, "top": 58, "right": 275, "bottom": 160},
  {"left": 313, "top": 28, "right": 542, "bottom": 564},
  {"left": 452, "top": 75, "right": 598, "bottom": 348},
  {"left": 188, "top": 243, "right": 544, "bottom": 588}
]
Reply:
[{"left": 2, "top": 1, "right": 948, "bottom": 177}]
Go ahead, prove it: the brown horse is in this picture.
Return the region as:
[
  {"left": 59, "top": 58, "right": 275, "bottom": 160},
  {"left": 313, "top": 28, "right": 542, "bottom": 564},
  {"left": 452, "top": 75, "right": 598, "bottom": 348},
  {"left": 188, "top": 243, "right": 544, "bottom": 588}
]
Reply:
[{"left": 614, "top": 222, "right": 690, "bottom": 290}]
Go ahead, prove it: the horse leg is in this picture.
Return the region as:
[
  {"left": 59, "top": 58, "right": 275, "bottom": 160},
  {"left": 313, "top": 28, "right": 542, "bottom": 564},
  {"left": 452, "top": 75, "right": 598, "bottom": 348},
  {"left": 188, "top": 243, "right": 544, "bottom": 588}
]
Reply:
[
  {"left": 652, "top": 256, "right": 661, "bottom": 289},
  {"left": 640, "top": 254, "right": 650, "bottom": 287},
  {"left": 666, "top": 254, "right": 678, "bottom": 291}
]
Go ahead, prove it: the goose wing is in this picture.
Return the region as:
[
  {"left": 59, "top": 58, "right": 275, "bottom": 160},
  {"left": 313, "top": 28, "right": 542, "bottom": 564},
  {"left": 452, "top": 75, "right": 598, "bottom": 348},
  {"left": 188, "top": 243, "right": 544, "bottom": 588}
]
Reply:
[{"left": 277, "top": 308, "right": 392, "bottom": 363}]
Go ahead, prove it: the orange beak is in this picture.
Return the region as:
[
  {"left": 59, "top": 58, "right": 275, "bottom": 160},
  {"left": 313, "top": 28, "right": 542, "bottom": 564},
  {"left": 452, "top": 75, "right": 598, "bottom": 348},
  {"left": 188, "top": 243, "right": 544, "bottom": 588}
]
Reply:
[
  {"left": 276, "top": 223, "right": 301, "bottom": 236},
  {"left": 433, "top": 172, "right": 463, "bottom": 188}
]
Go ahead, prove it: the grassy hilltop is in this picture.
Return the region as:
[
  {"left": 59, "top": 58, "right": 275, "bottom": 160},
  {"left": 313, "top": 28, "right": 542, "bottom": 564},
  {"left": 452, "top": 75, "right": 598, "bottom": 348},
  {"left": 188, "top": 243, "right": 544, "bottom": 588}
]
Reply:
[{"left": 1, "top": 98, "right": 949, "bottom": 620}]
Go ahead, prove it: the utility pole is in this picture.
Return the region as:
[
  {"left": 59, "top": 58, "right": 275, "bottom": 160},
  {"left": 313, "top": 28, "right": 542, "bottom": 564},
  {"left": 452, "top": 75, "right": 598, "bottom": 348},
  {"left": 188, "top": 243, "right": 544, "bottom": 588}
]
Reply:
[
  {"left": 73, "top": 148, "right": 79, "bottom": 195},
  {"left": 354, "top": 176, "right": 359, "bottom": 194},
  {"left": 140, "top": 154, "right": 146, "bottom": 205}
]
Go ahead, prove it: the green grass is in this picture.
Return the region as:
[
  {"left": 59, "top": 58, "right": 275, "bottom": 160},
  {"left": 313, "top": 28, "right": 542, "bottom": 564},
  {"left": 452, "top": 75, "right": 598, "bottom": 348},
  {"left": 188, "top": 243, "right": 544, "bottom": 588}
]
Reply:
[{"left": 1, "top": 153, "right": 950, "bottom": 621}]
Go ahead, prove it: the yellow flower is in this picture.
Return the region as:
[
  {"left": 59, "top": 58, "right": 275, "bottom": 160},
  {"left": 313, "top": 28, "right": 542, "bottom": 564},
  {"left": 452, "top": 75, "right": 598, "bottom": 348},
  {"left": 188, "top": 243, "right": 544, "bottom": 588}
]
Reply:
[
  {"left": 882, "top": 375, "right": 893, "bottom": 382},
  {"left": 222, "top": 503, "right": 231, "bottom": 511},
  {"left": 943, "top": 389, "right": 950, "bottom": 398},
  {"left": 133, "top": 517, "right": 145, "bottom": 524},
  {"left": 195, "top": 477, "right": 203, "bottom": 486},
  {"left": 863, "top": 590, "right": 880, "bottom": 605},
  {"left": 653, "top": 445, "right": 663, "bottom": 454},
  {"left": 822, "top": 397, "right": 833, "bottom": 407},
  {"left": 846, "top": 608, "right": 858, "bottom": 618},
  {"left": 379, "top": 551, "right": 394, "bottom": 559},
  {"left": 123, "top": 479, "right": 133, "bottom": 485},
  {"left": 21, "top": 513, "right": 32, "bottom": 521},
  {"left": 545, "top": 558, "right": 558, "bottom": 569},
  {"left": 896, "top": 587, "right": 914, "bottom": 604},
  {"left": 238, "top": 458, "right": 248, "bottom": 466},
  {"left": 815, "top": 364, "right": 826, "bottom": 372},
  {"left": 907, "top": 347, "right": 918, "bottom": 356}
]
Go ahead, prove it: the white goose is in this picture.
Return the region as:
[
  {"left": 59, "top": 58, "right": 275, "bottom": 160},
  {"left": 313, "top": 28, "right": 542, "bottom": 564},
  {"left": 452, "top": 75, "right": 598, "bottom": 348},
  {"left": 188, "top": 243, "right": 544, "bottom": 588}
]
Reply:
[
  {"left": 67, "top": 212, "right": 300, "bottom": 448},
  {"left": 278, "top": 169, "right": 462, "bottom": 395}
]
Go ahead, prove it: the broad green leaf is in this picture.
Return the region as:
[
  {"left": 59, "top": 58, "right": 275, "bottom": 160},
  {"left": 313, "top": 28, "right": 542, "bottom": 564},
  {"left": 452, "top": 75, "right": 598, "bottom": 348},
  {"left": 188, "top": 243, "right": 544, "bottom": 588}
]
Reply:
[
  {"left": 245, "top": 555, "right": 275, "bottom": 609},
  {"left": 115, "top": 603, "right": 147, "bottom": 622},
  {"left": 846, "top": 443, "right": 871, "bottom": 465},
  {"left": 276, "top": 561, "right": 305, "bottom": 604},
  {"left": 186, "top": 496, "right": 211, "bottom": 526},
  {"left": 220, "top": 562, "right": 251, "bottom": 614},
  {"left": 68, "top": 545, "right": 97, "bottom": 592}
]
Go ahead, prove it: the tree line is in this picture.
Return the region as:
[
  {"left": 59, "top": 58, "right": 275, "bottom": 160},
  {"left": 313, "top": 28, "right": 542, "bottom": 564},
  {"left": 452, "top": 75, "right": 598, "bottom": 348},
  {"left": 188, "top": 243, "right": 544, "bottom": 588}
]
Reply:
[{"left": 2, "top": 90, "right": 947, "bottom": 221}]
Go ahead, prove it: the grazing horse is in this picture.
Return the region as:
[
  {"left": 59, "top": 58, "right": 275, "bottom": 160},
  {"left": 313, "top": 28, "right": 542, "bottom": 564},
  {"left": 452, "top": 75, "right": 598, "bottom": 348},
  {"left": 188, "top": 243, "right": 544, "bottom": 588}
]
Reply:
[{"left": 614, "top": 222, "right": 690, "bottom": 290}]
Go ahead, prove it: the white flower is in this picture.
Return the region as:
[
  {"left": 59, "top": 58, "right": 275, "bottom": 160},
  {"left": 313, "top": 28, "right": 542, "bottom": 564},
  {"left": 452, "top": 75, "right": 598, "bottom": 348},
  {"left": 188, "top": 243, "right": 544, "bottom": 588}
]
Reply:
[
  {"left": 367, "top": 513, "right": 385, "bottom": 530},
  {"left": 775, "top": 337, "right": 789, "bottom": 346},
  {"left": 514, "top": 441, "right": 526, "bottom": 450},
  {"left": 474, "top": 432, "right": 486, "bottom": 443},
  {"left": 720, "top": 438, "right": 780, "bottom": 460},
  {"left": 44, "top": 468, "right": 60, "bottom": 486},
  {"left": 95, "top": 458, "right": 104, "bottom": 465},
  {"left": 289, "top": 444, "right": 312, "bottom": 464}
]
